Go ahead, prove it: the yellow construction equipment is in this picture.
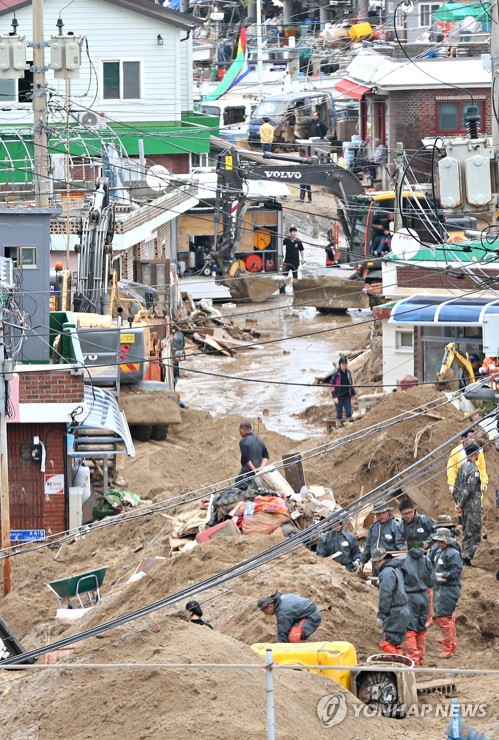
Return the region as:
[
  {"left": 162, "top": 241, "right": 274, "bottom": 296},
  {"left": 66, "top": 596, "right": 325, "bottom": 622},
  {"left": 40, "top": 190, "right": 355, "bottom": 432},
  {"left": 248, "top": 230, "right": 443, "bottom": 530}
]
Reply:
[
  {"left": 251, "top": 641, "right": 357, "bottom": 690},
  {"left": 436, "top": 342, "right": 477, "bottom": 390}
]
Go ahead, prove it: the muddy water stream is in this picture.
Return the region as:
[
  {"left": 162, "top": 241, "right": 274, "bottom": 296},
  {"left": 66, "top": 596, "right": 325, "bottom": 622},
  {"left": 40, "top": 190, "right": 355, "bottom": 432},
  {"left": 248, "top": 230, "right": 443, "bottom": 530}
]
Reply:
[{"left": 178, "top": 296, "right": 370, "bottom": 439}]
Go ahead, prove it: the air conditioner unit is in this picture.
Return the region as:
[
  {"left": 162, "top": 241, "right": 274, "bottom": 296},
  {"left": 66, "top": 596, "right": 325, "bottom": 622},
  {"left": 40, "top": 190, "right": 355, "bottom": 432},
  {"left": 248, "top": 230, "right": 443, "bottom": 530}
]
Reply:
[{"left": 76, "top": 110, "right": 107, "bottom": 129}]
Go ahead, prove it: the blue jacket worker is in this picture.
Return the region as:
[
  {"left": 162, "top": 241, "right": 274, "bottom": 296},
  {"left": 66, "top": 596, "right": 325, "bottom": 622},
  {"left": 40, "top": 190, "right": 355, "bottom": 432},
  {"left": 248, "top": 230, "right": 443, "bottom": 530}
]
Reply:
[
  {"left": 401, "top": 548, "right": 435, "bottom": 665},
  {"left": 398, "top": 499, "right": 435, "bottom": 548},
  {"left": 317, "top": 516, "right": 361, "bottom": 572},
  {"left": 359, "top": 501, "right": 406, "bottom": 570},
  {"left": 330, "top": 356, "right": 356, "bottom": 427},
  {"left": 257, "top": 591, "right": 322, "bottom": 643},
  {"left": 371, "top": 548, "right": 411, "bottom": 655},
  {"left": 236, "top": 421, "right": 269, "bottom": 486},
  {"left": 431, "top": 528, "right": 463, "bottom": 659}
]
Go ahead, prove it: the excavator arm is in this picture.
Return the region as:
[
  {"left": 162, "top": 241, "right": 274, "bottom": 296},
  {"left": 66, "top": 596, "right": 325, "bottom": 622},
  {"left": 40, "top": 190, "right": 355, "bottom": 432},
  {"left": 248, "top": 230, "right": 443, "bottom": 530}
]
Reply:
[
  {"left": 436, "top": 342, "right": 476, "bottom": 389},
  {"left": 73, "top": 178, "right": 115, "bottom": 314},
  {"left": 212, "top": 150, "right": 364, "bottom": 300}
]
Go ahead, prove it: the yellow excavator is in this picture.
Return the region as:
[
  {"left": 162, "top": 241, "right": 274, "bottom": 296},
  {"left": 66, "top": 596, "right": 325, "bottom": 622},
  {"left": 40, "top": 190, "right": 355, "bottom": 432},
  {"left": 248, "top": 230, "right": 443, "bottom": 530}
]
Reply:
[{"left": 436, "top": 343, "right": 478, "bottom": 391}]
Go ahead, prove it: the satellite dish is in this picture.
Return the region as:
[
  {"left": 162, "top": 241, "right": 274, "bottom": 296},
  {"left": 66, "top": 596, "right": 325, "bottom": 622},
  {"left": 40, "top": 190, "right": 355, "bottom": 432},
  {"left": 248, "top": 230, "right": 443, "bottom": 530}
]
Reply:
[
  {"left": 146, "top": 165, "right": 171, "bottom": 192},
  {"left": 390, "top": 228, "right": 421, "bottom": 260},
  {"left": 402, "top": 0, "right": 415, "bottom": 13}
]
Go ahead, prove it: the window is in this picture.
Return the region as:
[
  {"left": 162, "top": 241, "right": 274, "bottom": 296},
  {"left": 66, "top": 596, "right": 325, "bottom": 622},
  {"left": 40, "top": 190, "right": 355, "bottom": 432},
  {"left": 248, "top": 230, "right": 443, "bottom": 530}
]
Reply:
[
  {"left": 5, "top": 246, "right": 37, "bottom": 268},
  {"left": 103, "top": 61, "right": 141, "bottom": 100},
  {"left": 436, "top": 100, "right": 486, "bottom": 134},
  {"left": 0, "top": 64, "right": 33, "bottom": 103},
  {"left": 396, "top": 330, "right": 413, "bottom": 350},
  {"left": 419, "top": 3, "right": 441, "bottom": 26},
  {"left": 388, "top": 2, "right": 405, "bottom": 29}
]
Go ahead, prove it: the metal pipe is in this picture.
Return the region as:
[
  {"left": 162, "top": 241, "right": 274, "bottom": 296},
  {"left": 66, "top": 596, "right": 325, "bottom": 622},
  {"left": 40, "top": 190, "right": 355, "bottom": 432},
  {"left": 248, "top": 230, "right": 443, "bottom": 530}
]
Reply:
[{"left": 265, "top": 649, "right": 275, "bottom": 740}]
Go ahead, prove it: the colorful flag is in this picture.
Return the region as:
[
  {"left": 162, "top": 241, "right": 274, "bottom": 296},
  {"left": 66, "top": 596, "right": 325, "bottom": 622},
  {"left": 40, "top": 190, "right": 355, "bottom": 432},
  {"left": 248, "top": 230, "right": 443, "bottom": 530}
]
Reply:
[{"left": 202, "top": 28, "right": 251, "bottom": 103}]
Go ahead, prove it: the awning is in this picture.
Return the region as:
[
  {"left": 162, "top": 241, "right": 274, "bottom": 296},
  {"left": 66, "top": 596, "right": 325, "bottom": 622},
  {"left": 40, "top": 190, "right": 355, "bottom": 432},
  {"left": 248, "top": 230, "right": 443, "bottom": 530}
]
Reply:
[
  {"left": 389, "top": 295, "right": 499, "bottom": 325},
  {"left": 335, "top": 77, "right": 373, "bottom": 100},
  {"left": 72, "top": 386, "right": 135, "bottom": 457}
]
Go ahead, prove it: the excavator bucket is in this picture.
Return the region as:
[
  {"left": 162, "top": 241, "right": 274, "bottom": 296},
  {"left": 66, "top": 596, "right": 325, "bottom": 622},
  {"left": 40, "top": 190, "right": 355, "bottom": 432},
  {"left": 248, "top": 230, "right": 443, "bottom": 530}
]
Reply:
[
  {"left": 293, "top": 275, "right": 369, "bottom": 313},
  {"left": 435, "top": 367, "right": 460, "bottom": 391},
  {"left": 222, "top": 266, "right": 286, "bottom": 303}
]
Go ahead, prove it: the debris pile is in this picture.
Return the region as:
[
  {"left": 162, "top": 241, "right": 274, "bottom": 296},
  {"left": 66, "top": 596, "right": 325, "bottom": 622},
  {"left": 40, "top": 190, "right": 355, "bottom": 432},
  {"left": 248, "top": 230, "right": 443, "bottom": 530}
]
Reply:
[
  {"left": 167, "top": 466, "right": 342, "bottom": 554},
  {"left": 173, "top": 293, "right": 261, "bottom": 356}
]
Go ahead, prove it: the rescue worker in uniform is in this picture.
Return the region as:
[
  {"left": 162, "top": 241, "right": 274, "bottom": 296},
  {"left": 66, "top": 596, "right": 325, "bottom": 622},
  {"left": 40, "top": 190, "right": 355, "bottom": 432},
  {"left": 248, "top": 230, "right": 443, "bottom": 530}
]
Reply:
[
  {"left": 316, "top": 516, "right": 361, "bottom": 572},
  {"left": 426, "top": 514, "right": 459, "bottom": 628},
  {"left": 398, "top": 499, "right": 435, "bottom": 548},
  {"left": 452, "top": 442, "right": 482, "bottom": 566},
  {"left": 257, "top": 591, "right": 322, "bottom": 643},
  {"left": 359, "top": 501, "right": 406, "bottom": 571},
  {"left": 447, "top": 430, "right": 488, "bottom": 498},
  {"left": 431, "top": 528, "right": 463, "bottom": 658},
  {"left": 371, "top": 548, "right": 411, "bottom": 655},
  {"left": 401, "top": 548, "right": 435, "bottom": 665}
]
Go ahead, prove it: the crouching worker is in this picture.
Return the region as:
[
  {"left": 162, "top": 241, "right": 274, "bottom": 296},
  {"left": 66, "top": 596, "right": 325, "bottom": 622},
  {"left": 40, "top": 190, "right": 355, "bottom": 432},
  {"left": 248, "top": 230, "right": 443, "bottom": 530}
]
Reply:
[
  {"left": 316, "top": 515, "right": 361, "bottom": 572},
  {"left": 431, "top": 528, "right": 463, "bottom": 658},
  {"left": 401, "top": 548, "right": 435, "bottom": 665},
  {"left": 371, "top": 548, "right": 410, "bottom": 656},
  {"left": 257, "top": 591, "right": 322, "bottom": 643}
]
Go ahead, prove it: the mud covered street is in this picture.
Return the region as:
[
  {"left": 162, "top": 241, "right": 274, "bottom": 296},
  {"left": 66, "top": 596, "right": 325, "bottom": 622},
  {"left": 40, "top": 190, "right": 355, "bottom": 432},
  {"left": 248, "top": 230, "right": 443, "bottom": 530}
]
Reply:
[{"left": 178, "top": 299, "right": 370, "bottom": 438}]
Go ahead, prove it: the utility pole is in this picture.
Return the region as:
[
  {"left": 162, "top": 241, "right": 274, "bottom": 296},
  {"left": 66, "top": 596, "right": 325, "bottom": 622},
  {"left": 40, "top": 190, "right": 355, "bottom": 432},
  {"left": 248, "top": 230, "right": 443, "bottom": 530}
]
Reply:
[
  {"left": 256, "top": 0, "right": 264, "bottom": 100},
  {"left": 392, "top": 141, "right": 405, "bottom": 232},
  {"left": 0, "top": 305, "right": 12, "bottom": 596},
  {"left": 32, "top": 0, "right": 50, "bottom": 208},
  {"left": 491, "top": 0, "right": 499, "bottom": 154}
]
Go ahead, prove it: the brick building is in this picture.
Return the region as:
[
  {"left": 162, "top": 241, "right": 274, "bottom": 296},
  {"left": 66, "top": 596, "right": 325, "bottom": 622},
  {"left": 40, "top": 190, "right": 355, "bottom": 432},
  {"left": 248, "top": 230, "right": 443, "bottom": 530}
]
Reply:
[
  {"left": 7, "top": 367, "right": 85, "bottom": 536},
  {"left": 336, "top": 50, "right": 491, "bottom": 167}
]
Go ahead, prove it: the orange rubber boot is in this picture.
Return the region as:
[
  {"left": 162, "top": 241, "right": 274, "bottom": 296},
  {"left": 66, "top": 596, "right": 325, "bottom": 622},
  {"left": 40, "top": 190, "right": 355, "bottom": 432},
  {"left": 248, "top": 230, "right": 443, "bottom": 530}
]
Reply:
[
  {"left": 426, "top": 588, "right": 434, "bottom": 628},
  {"left": 404, "top": 630, "right": 420, "bottom": 665},
  {"left": 415, "top": 629, "right": 427, "bottom": 665},
  {"left": 436, "top": 617, "right": 454, "bottom": 658},
  {"left": 450, "top": 614, "right": 457, "bottom": 653},
  {"left": 380, "top": 640, "right": 404, "bottom": 655}
]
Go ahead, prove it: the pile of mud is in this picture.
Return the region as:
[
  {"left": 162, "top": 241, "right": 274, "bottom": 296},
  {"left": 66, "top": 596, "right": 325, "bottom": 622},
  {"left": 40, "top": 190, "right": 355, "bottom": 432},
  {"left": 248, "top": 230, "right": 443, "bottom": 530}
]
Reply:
[
  {"left": 1, "top": 614, "right": 433, "bottom": 740},
  {"left": 297, "top": 385, "right": 499, "bottom": 519},
  {"left": 0, "top": 385, "right": 497, "bottom": 739},
  {"left": 1, "top": 533, "right": 496, "bottom": 739},
  {"left": 121, "top": 408, "right": 295, "bottom": 502}
]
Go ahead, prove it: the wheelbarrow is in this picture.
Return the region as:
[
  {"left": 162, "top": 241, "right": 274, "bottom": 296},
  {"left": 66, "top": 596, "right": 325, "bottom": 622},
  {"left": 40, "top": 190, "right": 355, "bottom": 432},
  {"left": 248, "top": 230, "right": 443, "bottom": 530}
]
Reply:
[{"left": 46, "top": 567, "right": 108, "bottom": 609}]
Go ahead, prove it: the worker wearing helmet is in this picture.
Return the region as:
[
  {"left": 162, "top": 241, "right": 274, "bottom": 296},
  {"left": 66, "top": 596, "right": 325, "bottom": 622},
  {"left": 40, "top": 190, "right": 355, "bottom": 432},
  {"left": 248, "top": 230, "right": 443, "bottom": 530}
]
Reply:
[
  {"left": 316, "top": 515, "right": 361, "bottom": 572},
  {"left": 257, "top": 591, "right": 321, "bottom": 643},
  {"left": 452, "top": 442, "right": 483, "bottom": 567},
  {"left": 371, "top": 548, "right": 411, "bottom": 656},
  {"left": 431, "top": 528, "right": 463, "bottom": 658},
  {"left": 447, "top": 430, "right": 488, "bottom": 499},
  {"left": 400, "top": 547, "right": 435, "bottom": 665},
  {"left": 358, "top": 501, "right": 406, "bottom": 572}
]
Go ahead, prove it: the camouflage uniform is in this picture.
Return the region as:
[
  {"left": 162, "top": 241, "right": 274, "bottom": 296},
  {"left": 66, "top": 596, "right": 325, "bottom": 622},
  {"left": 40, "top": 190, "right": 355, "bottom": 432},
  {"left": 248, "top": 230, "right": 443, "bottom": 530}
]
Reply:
[{"left": 453, "top": 458, "right": 482, "bottom": 561}]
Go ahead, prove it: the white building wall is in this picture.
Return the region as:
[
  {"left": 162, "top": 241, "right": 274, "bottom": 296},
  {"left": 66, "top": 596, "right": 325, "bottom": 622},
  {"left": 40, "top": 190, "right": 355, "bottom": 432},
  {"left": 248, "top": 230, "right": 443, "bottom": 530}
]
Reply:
[
  {"left": 0, "top": 0, "right": 189, "bottom": 124},
  {"left": 383, "top": 321, "right": 415, "bottom": 391},
  {"left": 179, "top": 32, "right": 193, "bottom": 112}
]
